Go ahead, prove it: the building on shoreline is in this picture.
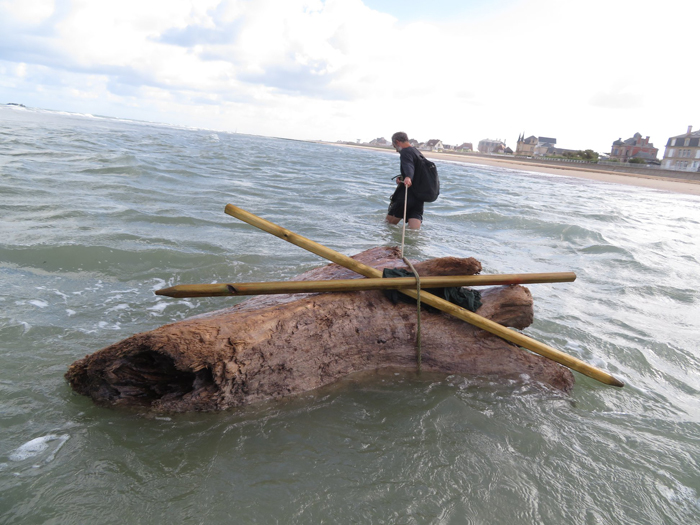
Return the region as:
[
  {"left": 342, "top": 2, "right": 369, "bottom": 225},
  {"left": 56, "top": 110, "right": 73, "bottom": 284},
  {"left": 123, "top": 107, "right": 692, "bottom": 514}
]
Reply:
[
  {"left": 422, "top": 139, "right": 444, "bottom": 152},
  {"left": 515, "top": 134, "right": 537, "bottom": 156},
  {"left": 515, "top": 135, "right": 562, "bottom": 157},
  {"left": 661, "top": 126, "right": 700, "bottom": 172},
  {"left": 610, "top": 133, "right": 658, "bottom": 163},
  {"left": 478, "top": 138, "right": 506, "bottom": 154},
  {"left": 534, "top": 137, "right": 557, "bottom": 156}
]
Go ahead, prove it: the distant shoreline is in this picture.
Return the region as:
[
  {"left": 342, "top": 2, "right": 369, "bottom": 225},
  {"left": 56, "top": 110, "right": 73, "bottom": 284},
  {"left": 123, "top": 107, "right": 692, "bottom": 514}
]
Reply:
[{"left": 321, "top": 142, "right": 700, "bottom": 197}]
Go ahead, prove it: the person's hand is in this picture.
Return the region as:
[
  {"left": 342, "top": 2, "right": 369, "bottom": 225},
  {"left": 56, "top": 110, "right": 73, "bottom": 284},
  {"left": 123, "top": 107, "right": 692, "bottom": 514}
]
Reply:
[{"left": 403, "top": 177, "right": 412, "bottom": 188}]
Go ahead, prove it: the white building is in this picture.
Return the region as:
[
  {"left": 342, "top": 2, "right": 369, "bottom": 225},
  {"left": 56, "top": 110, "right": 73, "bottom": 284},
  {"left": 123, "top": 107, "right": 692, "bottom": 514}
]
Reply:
[
  {"left": 661, "top": 126, "right": 700, "bottom": 172},
  {"left": 534, "top": 137, "right": 556, "bottom": 156},
  {"left": 423, "top": 139, "right": 444, "bottom": 152},
  {"left": 478, "top": 138, "right": 505, "bottom": 154}
]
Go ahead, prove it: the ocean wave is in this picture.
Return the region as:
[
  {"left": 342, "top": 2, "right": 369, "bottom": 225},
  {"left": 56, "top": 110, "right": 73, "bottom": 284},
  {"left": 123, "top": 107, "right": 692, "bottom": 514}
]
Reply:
[{"left": 8, "top": 434, "right": 70, "bottom": 463}]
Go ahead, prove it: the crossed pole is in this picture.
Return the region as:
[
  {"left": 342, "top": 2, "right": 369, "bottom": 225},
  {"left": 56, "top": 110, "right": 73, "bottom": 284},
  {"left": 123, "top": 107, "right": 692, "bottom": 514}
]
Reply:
[{"left": 221, "top": 204, "right": 624, "bottom": 388}]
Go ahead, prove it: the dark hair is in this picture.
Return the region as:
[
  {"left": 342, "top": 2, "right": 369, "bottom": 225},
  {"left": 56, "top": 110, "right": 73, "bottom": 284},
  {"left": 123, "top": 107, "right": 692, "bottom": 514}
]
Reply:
[{"left": 391, "top": 132, "right": 409, "bottom": 144}]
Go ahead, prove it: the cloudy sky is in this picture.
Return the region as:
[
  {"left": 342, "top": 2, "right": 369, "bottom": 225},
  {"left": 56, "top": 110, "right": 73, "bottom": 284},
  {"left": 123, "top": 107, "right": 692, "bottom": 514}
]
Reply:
[{"left": 1, "top": 0, "right": 697, "bottom": 152}]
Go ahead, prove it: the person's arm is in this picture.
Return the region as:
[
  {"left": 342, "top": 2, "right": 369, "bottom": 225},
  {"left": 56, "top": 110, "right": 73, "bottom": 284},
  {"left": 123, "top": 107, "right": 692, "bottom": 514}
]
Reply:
[{"left": 400, "top": 150, "right": 415, "bottom": 187}]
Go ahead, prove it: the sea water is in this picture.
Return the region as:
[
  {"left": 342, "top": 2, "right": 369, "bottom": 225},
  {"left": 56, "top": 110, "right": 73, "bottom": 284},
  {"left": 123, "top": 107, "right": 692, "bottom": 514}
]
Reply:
[{"left": 1, "top": 105, "right": 698, "bottom": 524}]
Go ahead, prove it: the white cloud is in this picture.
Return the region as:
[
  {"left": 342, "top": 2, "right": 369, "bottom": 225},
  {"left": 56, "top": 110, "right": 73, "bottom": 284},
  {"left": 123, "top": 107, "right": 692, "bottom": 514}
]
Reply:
[
  {"left": 0, "top": 0, "right": 55, "bottom": 25},
  {"left": 0, "top": 0, "right": 698, "bottom": 152}
]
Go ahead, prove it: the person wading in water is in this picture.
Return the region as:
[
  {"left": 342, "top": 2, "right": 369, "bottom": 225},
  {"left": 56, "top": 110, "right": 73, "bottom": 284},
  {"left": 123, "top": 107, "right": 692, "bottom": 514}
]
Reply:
[{"left": 385, "top": 131, "right": 425, "bottom": 230}]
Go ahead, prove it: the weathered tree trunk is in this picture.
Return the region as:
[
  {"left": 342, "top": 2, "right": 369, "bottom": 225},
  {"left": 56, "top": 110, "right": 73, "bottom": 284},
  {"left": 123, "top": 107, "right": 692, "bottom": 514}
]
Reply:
[{"left": 66, "top": 247, "right": 574, "bottom": 411}]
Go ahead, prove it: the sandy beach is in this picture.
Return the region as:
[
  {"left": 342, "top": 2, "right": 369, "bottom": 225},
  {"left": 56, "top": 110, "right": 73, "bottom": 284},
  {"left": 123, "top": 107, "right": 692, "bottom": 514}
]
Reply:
[{"left": 328, "top": 143, "right": 700, "bottom": 196}]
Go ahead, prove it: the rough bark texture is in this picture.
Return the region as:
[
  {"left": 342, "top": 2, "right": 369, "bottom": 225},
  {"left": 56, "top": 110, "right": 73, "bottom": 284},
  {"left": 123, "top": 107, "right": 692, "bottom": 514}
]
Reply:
[{"left": 66, "top": 247, "right": 574, "bottom": 411}]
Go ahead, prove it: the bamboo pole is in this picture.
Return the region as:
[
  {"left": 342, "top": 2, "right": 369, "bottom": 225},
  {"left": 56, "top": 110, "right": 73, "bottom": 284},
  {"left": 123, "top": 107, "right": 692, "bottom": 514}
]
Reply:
[
  {"left": 155, "top": 272, "right": 577, "bottom": 298},
  {"left": 223, "top": 204, "right": 624, "bottom": 387}
]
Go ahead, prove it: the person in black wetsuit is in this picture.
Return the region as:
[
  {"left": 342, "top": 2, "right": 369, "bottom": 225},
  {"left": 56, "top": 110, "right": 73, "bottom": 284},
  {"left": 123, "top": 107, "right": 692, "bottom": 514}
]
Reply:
[{"left": 385, "top": 131, "right": 424, "bottom": 230}]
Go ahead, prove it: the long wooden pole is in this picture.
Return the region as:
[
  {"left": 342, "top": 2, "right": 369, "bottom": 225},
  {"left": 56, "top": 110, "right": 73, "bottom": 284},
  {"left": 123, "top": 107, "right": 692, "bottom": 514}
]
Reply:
[
  {"left": 223, "top": 204, "right": 624, "bottom": 387},
  {"left": 155, "top": 272, "right": 577, "bottom": 298}
]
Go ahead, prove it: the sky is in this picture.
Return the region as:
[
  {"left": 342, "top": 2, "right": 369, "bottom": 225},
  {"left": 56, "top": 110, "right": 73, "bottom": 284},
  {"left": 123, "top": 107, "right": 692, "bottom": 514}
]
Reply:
[{"left": 1, "top": 0, "right": 698, "bottom": 153}]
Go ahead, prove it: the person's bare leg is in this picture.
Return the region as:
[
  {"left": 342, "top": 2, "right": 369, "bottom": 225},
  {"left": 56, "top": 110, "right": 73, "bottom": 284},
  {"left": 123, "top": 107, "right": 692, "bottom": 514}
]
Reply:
[
  {"left": 385, "top": 215, "right": 400, "bottom": 225},
  {"left": 408, "top": 218, "right": 421, "bottom": 230}
]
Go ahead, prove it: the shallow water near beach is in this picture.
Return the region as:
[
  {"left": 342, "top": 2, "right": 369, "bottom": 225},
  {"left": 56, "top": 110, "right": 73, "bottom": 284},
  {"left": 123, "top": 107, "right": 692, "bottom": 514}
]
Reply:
[{"left": 1, "top": 106, "right": 699, "bottom": 524}]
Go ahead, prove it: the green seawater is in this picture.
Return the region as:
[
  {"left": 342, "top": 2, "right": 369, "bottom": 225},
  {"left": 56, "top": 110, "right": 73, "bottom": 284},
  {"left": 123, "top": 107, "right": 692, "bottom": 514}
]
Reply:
[{"left": 1, "top": 106, "right": 699, "bottom": 524}]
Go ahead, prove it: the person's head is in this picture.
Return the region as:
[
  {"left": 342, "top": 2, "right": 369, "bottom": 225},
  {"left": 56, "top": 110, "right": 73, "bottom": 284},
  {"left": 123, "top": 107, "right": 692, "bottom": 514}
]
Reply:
[{"left": 391, "top": 131, "right": 409, "bottom": 151}]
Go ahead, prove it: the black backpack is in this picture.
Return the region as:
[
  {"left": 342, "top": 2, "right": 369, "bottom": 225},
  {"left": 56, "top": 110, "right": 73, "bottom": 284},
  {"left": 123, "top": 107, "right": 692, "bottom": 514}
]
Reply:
[{"left": 411, "top": 153, "right": 440, "bottom": 202}]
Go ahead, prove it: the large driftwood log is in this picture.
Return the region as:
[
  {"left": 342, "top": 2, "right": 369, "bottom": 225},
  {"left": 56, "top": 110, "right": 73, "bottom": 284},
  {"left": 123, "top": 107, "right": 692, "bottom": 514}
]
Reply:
[{"left": 66, "top": 247, "right": 574, "bottom": 411}]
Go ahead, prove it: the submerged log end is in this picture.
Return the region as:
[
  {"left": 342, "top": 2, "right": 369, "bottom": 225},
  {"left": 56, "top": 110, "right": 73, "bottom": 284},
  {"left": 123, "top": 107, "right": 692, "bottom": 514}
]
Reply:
[{"left": 65, "top": 327, "right": 235, "bottom": 411}]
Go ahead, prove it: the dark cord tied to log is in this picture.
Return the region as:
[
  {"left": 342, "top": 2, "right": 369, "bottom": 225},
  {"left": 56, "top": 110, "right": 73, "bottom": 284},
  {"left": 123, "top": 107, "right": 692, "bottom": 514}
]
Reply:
[
  {"left": 381, "top": 263, "right": 486, "bottom": 374},
  {"left": 402, "top": 257, "right": 422, "bottom": 372}
]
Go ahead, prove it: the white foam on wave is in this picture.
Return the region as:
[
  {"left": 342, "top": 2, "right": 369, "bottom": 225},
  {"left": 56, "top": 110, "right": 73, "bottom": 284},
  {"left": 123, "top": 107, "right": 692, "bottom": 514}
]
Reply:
[
  {"left": 110, "top": 288, "right": 139, "bottom": 294},
  {"left": 29, "top": 300, "right": 48, "bottom": 308},
  {"left": 9, "top": 434, "right": 70, "bottom": 462},
  {"left": 150, "top": 278, "right": 167, "bottom": 291},
  {"left": 106, "top": 303, "right": 130, "bottom": 313},
  {"left": 66, "top": 309, "right": 76, "bottom": 316},
  {"left": 148, "top": 302, "right": 168, "bottom": 313},
  {"left": 98, "top": 321, "right": 121, "bottom": 330}
]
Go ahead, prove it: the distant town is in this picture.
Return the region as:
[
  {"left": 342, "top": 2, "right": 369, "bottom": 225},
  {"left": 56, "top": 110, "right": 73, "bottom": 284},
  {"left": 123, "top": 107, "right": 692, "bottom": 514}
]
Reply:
[{"left": 343, "top": 125, "right": 700, "bottom": 173}]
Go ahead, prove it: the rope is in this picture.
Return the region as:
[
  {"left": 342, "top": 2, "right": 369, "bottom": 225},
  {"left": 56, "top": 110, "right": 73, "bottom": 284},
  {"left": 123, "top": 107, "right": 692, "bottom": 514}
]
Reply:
[
  {"left": 400, "top": 181, "right": 408, "bottom": 258},
  {"left": 403, "top": 256, "right": 422, "bottom": 372},
  {"left": 399, "top": 185, "right": 421, "bottom": 371}
]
